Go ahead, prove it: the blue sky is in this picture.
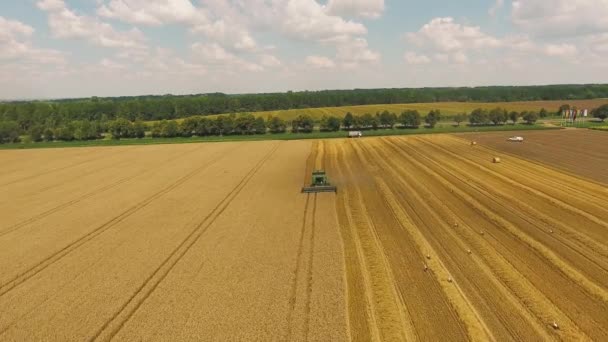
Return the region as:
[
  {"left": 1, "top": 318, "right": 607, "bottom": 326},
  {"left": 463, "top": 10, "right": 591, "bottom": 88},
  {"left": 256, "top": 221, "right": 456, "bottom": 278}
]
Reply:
[{"left": 1, "top": 0, "right": 607, "bottom": 99}]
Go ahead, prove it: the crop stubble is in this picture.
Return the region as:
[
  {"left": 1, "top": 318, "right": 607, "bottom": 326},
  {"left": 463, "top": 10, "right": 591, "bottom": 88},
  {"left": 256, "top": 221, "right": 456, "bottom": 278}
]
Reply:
[{"left": 324, "top": 134, "right": 608, "bottom": 341}]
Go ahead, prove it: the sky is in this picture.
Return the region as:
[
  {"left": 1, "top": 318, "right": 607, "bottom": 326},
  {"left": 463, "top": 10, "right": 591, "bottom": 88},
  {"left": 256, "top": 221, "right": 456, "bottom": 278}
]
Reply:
[{"left": 1, "top": 0, "right": 608, "bottom": 99}]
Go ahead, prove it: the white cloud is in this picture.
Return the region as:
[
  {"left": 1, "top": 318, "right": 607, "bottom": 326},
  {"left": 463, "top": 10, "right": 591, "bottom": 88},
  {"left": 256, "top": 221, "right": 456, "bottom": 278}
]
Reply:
[
  {"left": 98, "top": 0, "right": 201, "bottom": 26},
  {"left": 259, "top": 54, "right": 282, "bottom": 68},
  {"left": 407, "top": 17, "right": 501, "bottom": 52},
  {"left": 512, "top": 0, "right": 608, "bottom": 37},
  {"left": 306, "top": 55, "right": 336, "bottom": 69},
  {"left": 0, "top": 16, "right": 65, "bottom": 64},
  {"left": 404, "top": 52, "right": 431, "bottom": 65},
  {"left": 543, "top": 43, "right": 577, "bottom": 57},
  {"left": 37, "top": 0, "right": 146, "bottom": 49},
  {"left": 191, "top": 43, "right": 263, "bottom": 72},
  {"left": 336, "top": 37, "right": 380, "bottom": 68},
  {"left": 325, "top": 0, "right": 385, "bottom": 19},
  {"left": 280, "top": 0, "right": 367, "bottom": 42}
]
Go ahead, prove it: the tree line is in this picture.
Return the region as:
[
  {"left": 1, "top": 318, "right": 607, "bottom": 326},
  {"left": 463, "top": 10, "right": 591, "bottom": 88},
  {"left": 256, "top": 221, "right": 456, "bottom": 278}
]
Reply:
[
  {"left": 2, "top": 84, "right": 608, "bottom": 129},
  {"left": 1, "top": 104, "right": 607, "bottom": 144}
]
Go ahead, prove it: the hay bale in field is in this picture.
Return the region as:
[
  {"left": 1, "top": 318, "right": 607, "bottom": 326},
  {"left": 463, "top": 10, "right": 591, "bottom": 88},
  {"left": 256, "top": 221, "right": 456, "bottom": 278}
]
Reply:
[
  {"left": 493, "top": 157, "right": 501, "bottom": 163},
  {"left": 471, "top": 141, "right": 477, "bottom": 146}
]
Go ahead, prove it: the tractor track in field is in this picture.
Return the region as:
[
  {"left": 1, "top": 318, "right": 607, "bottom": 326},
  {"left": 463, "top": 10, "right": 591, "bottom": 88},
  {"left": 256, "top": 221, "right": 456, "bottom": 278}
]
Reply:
[
  {"left": 302, "top": 194, "right": 317, "bottom": 342},
  {"left": 285, "top": 194, "right": 311, "bottom": 341},
  {"left": 286, "top": 140, "right": 320, "bottom": 341},
  {"left": 0, "top": 143, "right": 244, "bottom": 297},
  {"left": 384, "top": 137, "right": 607, "bottom": 339},
  {"left": 91, "top": 142, "right": 280, "bottom": 342},
  {"left": 0, "top": 147, "right": 132, "bottom": 188},
  {"left": 0, "top": 144, "right": 206, "bottom": 238},
  {"left": 13, "top": 151, "right": 140, "bottom": 197},
  {"left": 0, "top": 149, "right": 94, "bottom": 178}
]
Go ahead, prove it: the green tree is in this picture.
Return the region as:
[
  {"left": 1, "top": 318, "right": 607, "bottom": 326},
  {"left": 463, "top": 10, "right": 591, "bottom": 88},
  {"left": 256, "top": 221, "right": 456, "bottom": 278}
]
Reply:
[
  {"left": 343, "top": 112, "right": 354, "bottom": 129},
  {"left": 28, "top": 125, "right": 44, "bottom": 142},
  {"left": 108, "top": 118, "right": 131, "bottom": 139},
  {"left": 379, "top": 110, "right": 396, "bottom": 128},
  {"left": 161, "top": 120, "right": 179, "bottom": 137},
  {"left": 234, "top": 114, "right": 256, "bottom": 134},
  {"left": 292, "top": 115, "right": 314, "bottom": 133},
  {"left": 216, "top": 115, "right": 234, "bottom": 135},
  {"left": 539, "top": 108, "right": 548, "bottom": 118},
  {"left": 488, "top": 107, "right": 508, "bottom": 125},
  {"left": 522, "top": 111, "right": 539, "bottom": 124},
  {"left": 399, "top": 110, "right": 421, "bottom": 128},
  {"left": 469, "top": 108, "right": 489, "bottom": 125},
  {"left": 43, "top": 127, "right": 54, "bottom": 141},
  {"left": 453, "top": 113, "right": 466, "bottom": 127},
  {"left": 267, "top": 116, "right": 286, "bottom": 134},
  {"left": 592, "top": 104, "right": 608, "bottom": 121},
  {"left": 0, "top": 121, "right": 20, "bottom": 143},
  {"left": 425, "top": 109, "right": 441, "bottom": 128},
  {"left": 54, "top": 124, "right": 75, "bottom": 141},
  {"left": 253, "top": 117, "right": 266, "bottom": 134},
  {"left": 133, "top": 120, "right": 146, "bottom": 138},
  {"left": 360, "top": 113, "right": 376, "bottom": 129},
  {"left": 180, "top": 117, "right": 199, "bottom": 137},
  {"left": 509, "top": 111, "right": 519, "bottom": 124}
]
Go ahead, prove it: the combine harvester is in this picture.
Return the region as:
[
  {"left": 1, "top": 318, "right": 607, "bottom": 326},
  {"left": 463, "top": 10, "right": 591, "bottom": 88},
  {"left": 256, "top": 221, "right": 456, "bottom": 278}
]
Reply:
[{"left": 302, "top": 170, "right": 337, "bottom": 193}]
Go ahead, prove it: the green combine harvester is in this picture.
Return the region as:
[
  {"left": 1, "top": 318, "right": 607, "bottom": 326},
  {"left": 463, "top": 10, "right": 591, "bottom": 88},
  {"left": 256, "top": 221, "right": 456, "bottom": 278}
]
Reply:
[{"left": 302, "top": 170, "right": 337, "bottom": 193}]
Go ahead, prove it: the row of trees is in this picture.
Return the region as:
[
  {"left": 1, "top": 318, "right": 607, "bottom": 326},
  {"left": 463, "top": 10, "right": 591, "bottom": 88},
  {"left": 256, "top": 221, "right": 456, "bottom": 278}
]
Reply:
[
  {"left": 2, "top": 104, "right": 607, "bottom": 144},
  {"left": 3, "top": 84, "right": 608, "bottom": 127}
]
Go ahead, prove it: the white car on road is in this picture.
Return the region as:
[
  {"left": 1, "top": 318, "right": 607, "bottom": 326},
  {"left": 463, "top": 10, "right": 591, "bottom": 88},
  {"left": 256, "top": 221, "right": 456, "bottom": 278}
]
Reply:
[{"left": 507, "top": 136, "right": 524, "bottom": 142}]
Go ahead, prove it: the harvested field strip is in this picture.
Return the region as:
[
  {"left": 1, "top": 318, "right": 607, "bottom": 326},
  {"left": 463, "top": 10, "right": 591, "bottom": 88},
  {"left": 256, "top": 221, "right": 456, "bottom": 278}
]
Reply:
[
  {"left": 397, "top": 137, "right": 608, "bottom": 339},
  {"left": 0, "top": 143, "right": 244, "bottom": 295},
  {"left": 350, "top": 140, "right": 488, "bottom": 340},
  {"left": 332, "top": 140, "right": 470, "bottom": 341},
  {"left": 376, "top": 138, "right": 586, "bottom": 339},
  {"left": 413, "top": 138, "right": 608, "bottom": 257},
  {"left": 459, "top": 130, "right": 608, "bottom": 183},
  {"left": 436, "top": 136, "right": 608, "bottom": 220},
  {"left": 328, "top": 143, "right": 374, "bottom": 341},
  {"left": 324, "top": 135, "right": 608, "bottom": 340},
  {"left": 413, "top": 137, "right": 608, "bottom": 266},
  {"left": 91, "top": 143, "right": 280, "bottom": 341}
]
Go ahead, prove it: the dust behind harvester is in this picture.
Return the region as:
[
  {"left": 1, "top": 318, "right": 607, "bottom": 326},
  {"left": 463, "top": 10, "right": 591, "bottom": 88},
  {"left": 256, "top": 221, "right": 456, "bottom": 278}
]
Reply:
[{"left": 302, "top": 170, "right": 337, "bottom": 193}]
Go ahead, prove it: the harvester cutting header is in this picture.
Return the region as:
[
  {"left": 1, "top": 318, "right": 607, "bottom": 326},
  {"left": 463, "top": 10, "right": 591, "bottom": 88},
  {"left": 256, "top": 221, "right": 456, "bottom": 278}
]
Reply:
[{"left": 302, "top": 170, "right": 337, "bottom": 193}]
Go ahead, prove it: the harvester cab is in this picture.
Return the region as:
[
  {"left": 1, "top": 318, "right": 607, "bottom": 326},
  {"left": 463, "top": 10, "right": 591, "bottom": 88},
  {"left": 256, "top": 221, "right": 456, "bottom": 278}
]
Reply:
[{"left": 302, "top": 170, "right": 337, "bottom": 193}]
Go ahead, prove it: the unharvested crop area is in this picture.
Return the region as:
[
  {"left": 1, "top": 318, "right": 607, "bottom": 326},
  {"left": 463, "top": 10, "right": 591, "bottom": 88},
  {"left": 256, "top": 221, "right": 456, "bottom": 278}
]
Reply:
[
  {"left": 1, "top": 131, "right": 607, "bottom": 341},
  {"left": 0, "top": 142, "right": 348, "bottom": 341}
]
